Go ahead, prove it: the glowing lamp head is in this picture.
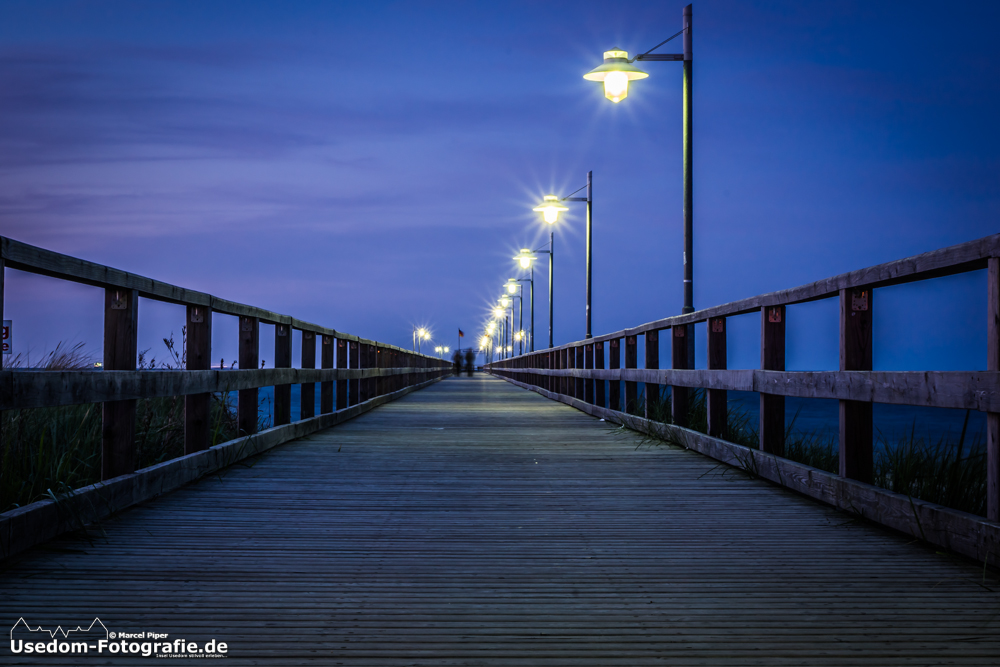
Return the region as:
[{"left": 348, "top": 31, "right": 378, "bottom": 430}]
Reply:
[
  {"left": 493, "top": 307, "right": 504, "bottom": 318},
  {"left": 417, "top": 328, "right": 427, "bottom": 338},
  {"left": 583, "top": 48, "right": 649, "bottom": 103},
  {"left": 444, "top": 347, "right": 449, "bottom": 353},
  {"left": 533, "top": 195, "right": 568, "bottom": 224},
  {"left": 506, "top": 282, "right": 517, "bottom": 295},
  {"left": 500, "top": 296, "right": 510, "bottom": 308},
  {"left": 481, "top": 336, "right": 490, "bottom": 347},
  {"left": 514, "top": 249, "right": 537, "bottom": 269}
]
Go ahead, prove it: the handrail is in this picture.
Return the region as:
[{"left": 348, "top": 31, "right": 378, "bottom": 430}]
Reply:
[{"left": 487, "top": 232, "right": 1000, "bottom": 524}]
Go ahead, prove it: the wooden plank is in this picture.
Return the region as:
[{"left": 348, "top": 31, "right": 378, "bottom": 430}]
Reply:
[
  {"left": 644, "top": 329, "right": 660, "bottom": 419},
  {"left": 707, "top": 316, "right": 727, "bottom": 438},
  {"left": 300, "top": 330, "right": 316, "bottom": 420},
  {"left": 671, "top": 326, "right": 688, "bottom": 427},
  {"left": 624, "top": 335, "right": 637, "bottom": 414},
  {"left": 609, "top": 338, "right": 620, "bottom": 411},
  {"left": 760, "top": 305, "right": 785, "bottom": 456},
  {"left": 594, "top": 341, "right": 605, "bottom": 408},
  {"left": 102, "top": 287, "right": 138, "bottom": 480},
  {"left": 320, "top": 335, "right": 334, "bottom": 414},
  {"left": 496, "top": 373, "right": 1000, "bottom": 570},
  {"left": 238, "top": 316, "right": 259, "bottom": 437},
  {"left": 184, "top": 304, "right": 212, "bottom": 455},
  {"left": 840, "top": 287, "right": 873, "bottom": 483},
  {"left": 989, "top": 257, "right": 1000, "bottom": 522}
]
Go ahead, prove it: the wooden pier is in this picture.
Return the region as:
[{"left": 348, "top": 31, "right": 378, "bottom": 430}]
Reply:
[{"left": 2, "top": 375, "right": 999, "bottom": 665}]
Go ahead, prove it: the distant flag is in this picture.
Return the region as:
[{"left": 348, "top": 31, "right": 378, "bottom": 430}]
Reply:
[{"left": 458, "top": 329, "right": 464, "bottom": 337}]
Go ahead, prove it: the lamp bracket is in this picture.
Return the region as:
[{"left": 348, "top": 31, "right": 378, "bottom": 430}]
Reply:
[
  {"left": 636, "top": 54, "right": 684, "bottom": 61},
  {"left": 563, "top": 197, "right": 588, "bottom": 202}
]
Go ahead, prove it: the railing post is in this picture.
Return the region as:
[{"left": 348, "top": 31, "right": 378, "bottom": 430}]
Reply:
[
  {"left": 671, "top": 328, "right": 688, "bottom": 426},
  {"left": 840, "top": 288, "right": 873, "bottom": 483},
  {"left": 238, "top": 316, "right": 259, "bottom": 436},
  {"left": 585, "top": 343, "right": 595, "bottom": 404},
  {"left": 645, "top": 330, "right": 660, "bottom": 419},
  {"left": 760, "top": 305, "right": 786, "bottom": 455},
  {"left": 575, "top": 346, "right": 584, "bottom": 399},
  {"left": 625, "top": 335, "right": 637, "bottom": 413},
  {"left": 707, "top": 317, "right": 727, "bottom": 438},
  {"left": 184, "top": 304, "right": 212, "bottom": 454},
  {"left": 337, "top": 339, "right": 348, "bottom": 409},
  {"left": 301, "top": 331, "right": 316, "bottom": 420},
  {"left": 349, "top": 341, "right": 360, "bottom": 405},
  {"left": 274, "top": 323, "right": 292, "bottom": 426},
  {"left": 321, "top": 335, "right": 334, "bottom": 414},
  {"left": 610, "top": 338, "right": 621, "bottom": 411},
  {"left": 102, "top": 288, "right": 138, "bottom": 480},
  {"left": 989, "top": 257, "right": 1000, "bottom": 521},
  {"left": 358, "top": 343, "right": 369, "bottom": 403},
  {"left": 595, "top": 341, "right": 605, "bottom": 408}
]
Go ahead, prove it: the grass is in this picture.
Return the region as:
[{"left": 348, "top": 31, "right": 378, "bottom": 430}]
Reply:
[
  {"left": 1, "top": 332, "right": 268, "bottom": 513},
  {"left": 623, "top": 382, "right": 986, "bottom": 517}
]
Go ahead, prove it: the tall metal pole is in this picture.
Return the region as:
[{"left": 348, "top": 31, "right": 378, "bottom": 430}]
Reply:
[
  {"left": 530, "top": 265, "right": 535, "bottom": 352},
  {"left": 585, "top": 170, "right": 593, "bottom": 338},
  {"left": 682, "top": 4, "right": 695, "bottom": 363},
  {"left": 518, "top": 289, "right": 523, "bottom": 356},
  {"left": 548, "top": 230, "right": 554, "bottom": 349}
]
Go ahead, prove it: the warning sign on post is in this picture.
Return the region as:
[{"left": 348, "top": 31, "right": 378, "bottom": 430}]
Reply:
[{"left": 2, "top": 320, "right": 10, "bottom": 355}]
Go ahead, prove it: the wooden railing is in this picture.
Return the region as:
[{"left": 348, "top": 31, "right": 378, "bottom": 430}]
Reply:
[
  {"left": 488, "top": 233, "right": 1000, "bottom": 561},
  {"left": 0, "top": 236, "right": 451, "bottom": 480}
]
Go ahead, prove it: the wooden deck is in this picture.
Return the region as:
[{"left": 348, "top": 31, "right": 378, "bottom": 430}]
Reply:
[{"left": 2, "top": 374, "right": 999, "bottom": 665}]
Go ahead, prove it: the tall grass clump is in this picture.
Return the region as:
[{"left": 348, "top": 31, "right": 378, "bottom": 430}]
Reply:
[{"left": 1, "top": 332, "right": 247, "bottom": 513}]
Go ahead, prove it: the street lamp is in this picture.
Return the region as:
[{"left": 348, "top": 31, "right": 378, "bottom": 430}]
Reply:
[
  {"left": 503, "top": 281, "right": 525, "bottom": 356},
  {"left": 583, "top": 5, "right": 693, "bottom": 318},
  {"left": 512, "top": 251, "right": 537, "bottom": 352},
  {"left": 532, "top": 171, "right": 594, "bottom": 342},
  {"left": 413, "top": 327, "right": 430, "bottom": 354}
]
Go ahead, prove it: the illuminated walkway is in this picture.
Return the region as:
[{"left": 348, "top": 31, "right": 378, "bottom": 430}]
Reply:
[{"left": 2, "top": 374, "right": 998, "bottom": 665}]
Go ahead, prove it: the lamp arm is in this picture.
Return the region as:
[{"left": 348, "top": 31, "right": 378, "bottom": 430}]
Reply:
[{"left": 628, "top": 27, "right": 686, "bottom": 63}]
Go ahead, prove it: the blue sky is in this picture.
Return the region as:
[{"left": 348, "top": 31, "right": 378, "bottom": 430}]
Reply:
[{"left": 1, "top": 0, "right": 997, "bottom": 371}]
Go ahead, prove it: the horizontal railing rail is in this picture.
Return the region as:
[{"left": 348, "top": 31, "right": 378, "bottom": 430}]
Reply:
[
  {"left": 0, "top": 236, "right": 451, "bottom": 483},
  {"left": 487, "top": 232, "right": 1000, "bottom": 531}
]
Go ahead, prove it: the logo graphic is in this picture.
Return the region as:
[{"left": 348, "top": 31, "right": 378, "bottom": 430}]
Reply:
[
  {"left": 11, "top": 617, "right": 109, "bottom": 641},
  {"left": 9, "top": 618, "right": 228, "bottom": 658}
]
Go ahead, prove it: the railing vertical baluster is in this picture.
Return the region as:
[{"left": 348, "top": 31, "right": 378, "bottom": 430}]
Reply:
[
  {"left": 707, "top": 317, "right": 727, "bottom": 438},
  {"left": 761, "top": 305, "right": 786, "bottom": 455},
  {"left": 625, "top": 335, "right": 637, "bottom": 413},
  {"left": 839, "top": 288, "right": 873, "bottom": 483},
  {"left": 989, "top": 257, "right": 1000, "bottom": 521},
  {"left": 238, "top": 316, "right": 259, "bottom": 436},
  {"left": 336, "top": 339, "right": 348, "bottom": 409},
  {"left": 595, "top": 341, "right": 605, "bottom": 408},
  {"left": 347, "top": 340, "right": 361, "bottom": 405},
  {"left": 102, "top": 287, "right": 138, "bottom": 480},
  {"left": 575, "top": 346, "right": 584, "bottom": 399},
  {"left": 184, "top": 304, "right": 212, "bottom": 454},
  {"left": 610, "top": 338, "right": 621, "bottom": 411},
  {"left": 301, "top": 331, "right": 316, "bottom": 420},
  {"left": 321, "top": 335, "right": 334, "bottom": 414},
  {"left": 671, "top": 327, "right": 688, "bottom": 427},
  {"left": 359, "top": 343, "right": 369, "bottom": 403},
  {"left": 585, "top": 343, "right": 595, "bottom": 404},
  {"left": 274, "top": 323, "right": 292, "bottom": 426},
  {"left": 644, "top": 330, "right": 660, "bottom": 419}
]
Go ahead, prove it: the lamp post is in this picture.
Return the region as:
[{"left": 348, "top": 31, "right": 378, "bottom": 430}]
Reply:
[
  {"left": 493, "top": 305, "right": 506, "bottom": 359},
  {"left": 512, "top": 250, "right": 537, "bottom": 352},
  {"left": 584, "top": 5, "right": 693, "bottom": 320},
  {"left": 533, "top": 170, "right": 593, "bottom": 341},
  {"left": 503, "top": 280, "right": 524, "bottom": 355}
]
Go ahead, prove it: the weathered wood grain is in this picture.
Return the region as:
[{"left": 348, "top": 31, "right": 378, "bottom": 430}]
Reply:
[
  {"left": 760, "top": 305, "right": 785, "bottom": 456},
  {"left": 707, "top": 316, "right": 727, "bottom": 438},
  {"left": 184, "top": 304, "right": 212, "bottom": 454},
  {"left": 102, "top": 287, "right": 137, "bottom": 480},
  {"left": 494, "top": 372, "right": 1000, "bottom": 570},
  {"left": 4, "top": 374, "right": 999, "bottom": 666}
]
